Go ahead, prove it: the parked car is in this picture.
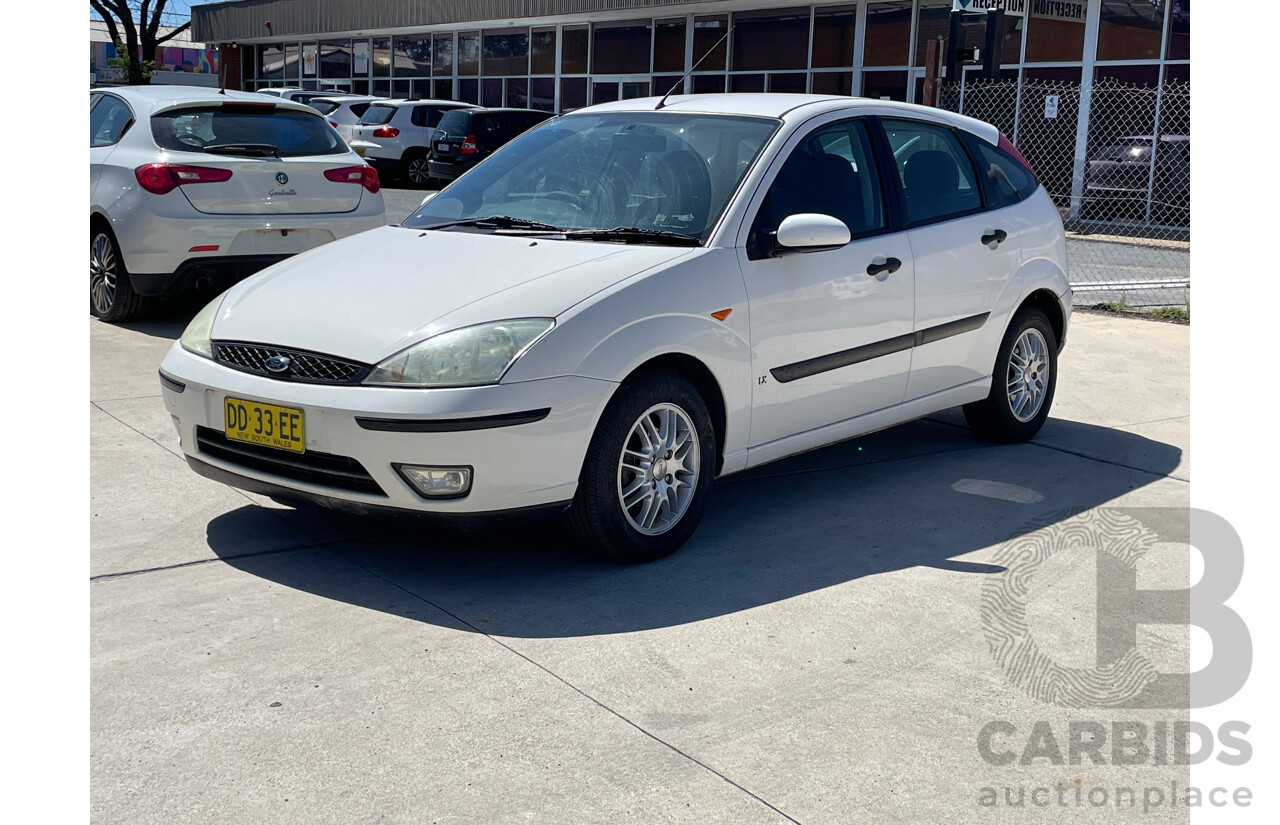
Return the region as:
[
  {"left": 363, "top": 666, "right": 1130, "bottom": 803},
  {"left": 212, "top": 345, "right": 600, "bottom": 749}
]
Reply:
[
  {"left": 160, "top": 93, "right": 1070, "bottom": 562},
  {"left": 429, "top": 108, "right": 555, "bottom": 183},
  {"left": 90, "top": 85, "right": 385, "bottom": 322},
  {"left": 259, "top": 87, "right": 351, "bottom": 107},
  {"left": 308, "top": 95, "right": 382, "bottom": 143},
  {"left": 349, "top": 99, "right": 480, "bottom": 187},
  {"left": 1082, "top": 134, "right": 1190, "bottom": 225}
]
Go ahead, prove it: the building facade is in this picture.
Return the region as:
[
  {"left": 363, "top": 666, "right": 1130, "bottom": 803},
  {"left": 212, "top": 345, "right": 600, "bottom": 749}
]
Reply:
[
  {"left": 192, "top": 0, "right": 1188, "bottom": 111},
  {"left": 91, "top": 20, "right": 221, "bottom": 87}
]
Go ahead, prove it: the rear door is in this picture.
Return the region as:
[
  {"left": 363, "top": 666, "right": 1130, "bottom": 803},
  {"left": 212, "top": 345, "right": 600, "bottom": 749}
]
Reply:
[
  {"left": 90, "top": 92, "right": 134, "bottom": 192},
  {"left": 151, "top": 102, "right": 363, "bottom": 215},
  {"left": 876, "top": 117, "right": 1022, "bottom": 401}
]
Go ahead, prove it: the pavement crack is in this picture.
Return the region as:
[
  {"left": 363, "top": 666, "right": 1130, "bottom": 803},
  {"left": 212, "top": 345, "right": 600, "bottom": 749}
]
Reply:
[
  {"left": 329, "top": 547, "right": 804, "bottom": 825},
  {"left": 90, "top": 401, "right": 184, "bottom": 461}
]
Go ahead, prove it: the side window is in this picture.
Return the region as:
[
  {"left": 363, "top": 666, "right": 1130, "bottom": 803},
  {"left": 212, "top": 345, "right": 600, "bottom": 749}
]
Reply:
[
  {"left": 410, "top": 106, "right": 428, "bottom": 128},
  {"left": 882, "top": 119, "right": 981, "bottom": 225},
  {"left": 749, "top": 119, "right": 886, "bottom": 259},
  {"left": 970, "top": 139, "right": 1037, "bottom": 209},
  {"left": 349, "top": 103, "right": 371, "bottom": 119},
  {"left": 90, "top": 96, "right": 134, "bottom": 147}
]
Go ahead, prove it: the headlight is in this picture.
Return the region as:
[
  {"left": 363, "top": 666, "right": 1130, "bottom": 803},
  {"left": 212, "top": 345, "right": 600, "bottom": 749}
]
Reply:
[
  {"left": 179, "top": 291, "right": 228, "bottom": 359},
  {"left": 364, "top": 319, "right": 554, "bottom": 387}
]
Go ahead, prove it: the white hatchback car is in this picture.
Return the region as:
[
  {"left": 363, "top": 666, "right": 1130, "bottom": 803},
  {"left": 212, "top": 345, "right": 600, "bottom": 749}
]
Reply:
[
  {"left": 90, "top": 86, "right": 386, "bottom": 322},
  {"left": 308, "top": 95, "right": 382, "bottom": 143},
  {"left": 348, "top": 99, "right": 480, "bottom": 187},
  {"left": 161, "top": 94, "right": 1070, "bottom": 562}
]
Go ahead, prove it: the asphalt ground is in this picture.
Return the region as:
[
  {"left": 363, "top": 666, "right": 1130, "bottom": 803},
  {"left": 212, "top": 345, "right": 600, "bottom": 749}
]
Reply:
[{"left": 91, "top": 247, "right": 1192, "bottom": 823}]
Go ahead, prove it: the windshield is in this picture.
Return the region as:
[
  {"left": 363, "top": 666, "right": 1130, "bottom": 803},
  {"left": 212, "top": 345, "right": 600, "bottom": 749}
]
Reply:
[
  {"left": 151, "top": 105, "right": 345, "bottom": 157},
  {"left": 404, "top": 112, "right": 779, "bottom": 242},
  {"left": 1096, "top": 140, "right": 1153, "bottom": 162}
]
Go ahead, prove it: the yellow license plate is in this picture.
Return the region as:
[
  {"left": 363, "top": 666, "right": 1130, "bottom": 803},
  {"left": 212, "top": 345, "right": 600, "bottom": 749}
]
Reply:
[
  {"left": 224, "top": 397, "right": 305, "bottom": 453},
  {"left": 354, "top": 146, "right": 366, "bottom": 157}
]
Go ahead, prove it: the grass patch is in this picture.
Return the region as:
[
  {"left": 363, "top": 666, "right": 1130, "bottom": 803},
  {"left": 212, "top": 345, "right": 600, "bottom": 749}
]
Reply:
[{"left": 1082, "top": 301, "right": 1189, "bottom": 325}]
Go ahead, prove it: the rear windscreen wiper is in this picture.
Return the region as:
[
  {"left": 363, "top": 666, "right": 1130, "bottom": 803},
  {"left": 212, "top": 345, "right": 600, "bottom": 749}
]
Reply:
[
  {"left": 423, "top": 215, "right": 564, "bottom": 232},
  {"left": 203, "top": 143, "right": 281, "bottom": 157},
  {"left": 560, "top": 227, "right": 702, "bottom": 246}
]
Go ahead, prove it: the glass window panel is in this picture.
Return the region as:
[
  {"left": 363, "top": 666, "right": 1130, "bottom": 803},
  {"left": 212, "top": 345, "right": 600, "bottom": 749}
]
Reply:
[
  {"left": 730, "top": 74, "right": 766, "bottom": 93},
  {"left": 560, "top": 77, "right": 588, "bottom": 111},
  {"left": 562, "top": 26, "right": 589, "bottom": 74},
  {"left": 507, "top": 78, "right": 530, "bottom": 108},
  {"left": 732, "top": 8, "right": 809, "bottom": 72},
  {"left": 433, "top": 79, "right": 453, "bottom": 100},
  {"left": 352, "top": 79, "right": 369, "bottom": 95},
  {"left": 592, "top": 21, "right": 652, "bottom": 74},
  {"left": 283, "top": 45, "right": 299, "bottom": 80},
  {"left": 864, "top": 1, "right": 912, "bottom": 66},
  {"left": 692, "top": 16, "right": 729, "bottom": 71},
  {"left": 483, "top": 28, "right": 529, "bottom": 76},
  {"left": 301, "top": 80, "right": 318, "bottom": 91},
  {"left": 1026, "top": 3, "right": 1087, "bottom": 62},
  {"left": 243, "top": 47, "right": 256, "bottom": 81},
  {"left": 393, "top": 37, "right": 431, "bottom": 78},
  {"left": 433, "top": 35, "right": 454, "bottom": 75},
  {"left": 1095, "top": 64, "right": 1160, "bottom": 87},
  {"left": 862, "top": 70, "right": 907, "bottom": 101},
  {"left": 654, "top": 19, "right": 687, "bottom": 73},
  {"left": 769, "top": 73, "right": 807, "bottom": 93},
  {"left": 483, "top": 78, "right": 503, "bottom": 108},
  {"left": 914, "top": 1, "right": 950, "bottom": 67},
  {"left": 1165, "top": 63, "right": 1189, "bottom": 85},
  {"left": 372, "top": 39, "right": 391, "bottom": 77},
  {"left": 393, "top": 79, "right": 411, "bottom": 98},
  {"left": 881, "top": 118, "right": 981, "bottom": 223},
  {"left": 812, "top": 5, "right": 856, "bottom": 69},
  {"left": 1167, "top": 0, "right": 1189, "bottom": 60},
  {"left": 1097, "top": 0, "right": 1164, "bottom": 61},
  {"left": 692, "top": 74, "right": 725, "bottom": 94},
  {"left": 320, "top": 40, "right": 351, "bottom": 79},
  {"left": 592, "top": 82, "right": 620, "bottom": 105},
  {"left": 811, "top": 71, "right": 853, "bottom": 96},
  {"left": 530, "top": 77, "right": 555, "bottom": 111},
  {"left": 652, "top": 75, "right": 684, "bottom": 97},
  {"left": 259, "top": 45, "right": 284, "bottom": 79},
  {"left": 1025, "top": 66, "right": 1081, "bottom": 82},
  {"left": 458, "top": 32, "right": 480, "bottom": 75},
  {"left": 531, "top": 29, "right": 557, "bottom": 74},
  {"left": 373, "top": 79, "right": 391, "bottom": 98},
  {"left": 458, "top": 78, "right": 480, "bottom": 104}
]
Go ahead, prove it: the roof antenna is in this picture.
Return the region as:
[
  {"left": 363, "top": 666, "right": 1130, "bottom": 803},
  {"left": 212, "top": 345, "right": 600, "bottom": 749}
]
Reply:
[{"left": 655, "top": 24, "right": 735, "bottom": 110}]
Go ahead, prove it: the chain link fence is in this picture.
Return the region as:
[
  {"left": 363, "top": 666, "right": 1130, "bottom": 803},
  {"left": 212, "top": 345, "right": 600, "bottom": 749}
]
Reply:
[{"left": 939, "top": 78, "right": 1190, "bottom": 311}]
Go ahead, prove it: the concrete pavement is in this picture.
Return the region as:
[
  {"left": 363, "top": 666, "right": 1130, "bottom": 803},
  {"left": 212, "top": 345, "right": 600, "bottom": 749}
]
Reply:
[{"left": 91, "top": 307, "right": 1191, "bottom": 824}]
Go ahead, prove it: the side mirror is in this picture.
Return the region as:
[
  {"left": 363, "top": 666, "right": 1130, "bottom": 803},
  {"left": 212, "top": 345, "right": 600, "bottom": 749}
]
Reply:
[{"left": 774, "top": 213, "right": 851, "bottom": 255}]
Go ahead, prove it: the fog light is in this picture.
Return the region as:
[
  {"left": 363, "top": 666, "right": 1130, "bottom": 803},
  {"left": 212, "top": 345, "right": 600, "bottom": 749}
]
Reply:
[{"left": 395, "top": 464, "right": 472, "bottom": 499}]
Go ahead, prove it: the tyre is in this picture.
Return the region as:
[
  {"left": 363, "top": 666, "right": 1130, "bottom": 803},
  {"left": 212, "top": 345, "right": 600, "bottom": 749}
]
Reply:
[
  {"left": 963, "top": 307, "right": 1058, "bottom": 443},
  {"left": 402, "top": 151, "right": 432, "bottom": 188},
  {"left": 565, "top": 371, "right": 716, "bottom": 563},
  {"left": 90, "top": 223, "right": 149, "bottom": 323}
]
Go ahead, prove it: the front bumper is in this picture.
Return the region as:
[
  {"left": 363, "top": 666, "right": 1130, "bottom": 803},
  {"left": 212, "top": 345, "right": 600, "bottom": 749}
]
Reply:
[{"left": 159, "top": 343, "right": 617, "bottom": 515}]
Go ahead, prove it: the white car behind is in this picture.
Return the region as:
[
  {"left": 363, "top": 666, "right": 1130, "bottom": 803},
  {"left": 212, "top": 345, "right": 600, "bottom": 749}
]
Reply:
[
  {"left": 90, "top": 86, "right": 386, "bottom": 322},
  {"left": 308, "top": 95, "right": 382, "bottom": 143}
]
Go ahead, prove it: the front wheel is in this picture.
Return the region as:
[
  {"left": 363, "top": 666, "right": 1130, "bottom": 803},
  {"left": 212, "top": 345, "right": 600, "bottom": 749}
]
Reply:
[
  {"left": 963, "top": 307, "right": 1058, "bottom": 443},
  {"left": 565, "top": 372, "right": 716, "bottom": 563},
  {"left": 90, "top": 224, "right": 148, "bottom": 323}
]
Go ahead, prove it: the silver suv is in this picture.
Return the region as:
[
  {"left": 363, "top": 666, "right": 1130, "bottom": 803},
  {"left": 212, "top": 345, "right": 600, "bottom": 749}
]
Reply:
[{"left": 349, "top": 99, "right": 479, "bottom": 187}]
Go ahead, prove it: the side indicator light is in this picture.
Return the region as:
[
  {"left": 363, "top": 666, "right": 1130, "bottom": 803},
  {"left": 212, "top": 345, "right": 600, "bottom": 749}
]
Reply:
[
  {"left": 189, "top": 245, "right": 219, "bottom": 252},
  {"left": 711, "top": 308, "right": 733, "bottom": 321}
]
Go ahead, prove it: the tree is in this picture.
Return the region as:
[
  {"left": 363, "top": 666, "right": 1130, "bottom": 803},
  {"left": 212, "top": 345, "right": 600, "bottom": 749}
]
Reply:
[{"left": 91, "top": 1, "right": 191, "bottom": 85}]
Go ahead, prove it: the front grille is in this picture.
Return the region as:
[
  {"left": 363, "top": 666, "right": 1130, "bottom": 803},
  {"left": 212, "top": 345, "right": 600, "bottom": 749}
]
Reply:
[
  {"left": 195, "top": 427, "right": 386, "bottom": 497},
  {"left": 213, "top": 341, "right": 371, "bottom": 384}
]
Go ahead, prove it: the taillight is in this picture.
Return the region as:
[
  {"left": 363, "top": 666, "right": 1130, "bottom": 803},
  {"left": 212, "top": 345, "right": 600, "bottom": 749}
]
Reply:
[
  {"left": 998, "top": 132, "right": 1035, "bottom": 176},
  {"left": 134, "top": 163, "right": 232, "bottom": 195},
  {"left": 329, "top": 120, "right": 339, "bottom": 128},
  {"left": 460, "top": 134, "right": 478, "bottom": 155},
  {"left": 324, "top": 165, "right": 380, "bottom": 195},
  {"left": 372, "top": 126, "right": 399, "bottom": 138}
]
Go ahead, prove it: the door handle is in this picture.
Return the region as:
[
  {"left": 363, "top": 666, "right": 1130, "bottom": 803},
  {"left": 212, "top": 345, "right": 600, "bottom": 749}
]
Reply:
[
  {"left": 866, "top": 256, "right": 902, "bottom": 277},
  {"left": 981, "top": 228, "right": 1008, "bottom": 246}
]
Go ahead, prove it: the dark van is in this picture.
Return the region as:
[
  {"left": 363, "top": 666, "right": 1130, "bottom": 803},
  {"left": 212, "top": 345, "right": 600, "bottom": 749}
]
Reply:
[{"left": 428, "top": 108, "right": 554, "bottom": 182}]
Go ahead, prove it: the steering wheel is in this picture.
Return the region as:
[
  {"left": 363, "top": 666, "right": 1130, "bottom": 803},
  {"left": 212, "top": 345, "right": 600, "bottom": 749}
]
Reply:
[
  {"left": 177, "top": 134, "right": 211, "bottom": 149},
  {"left": 534, "top": 172, "right": 591, "bottom": 214}
]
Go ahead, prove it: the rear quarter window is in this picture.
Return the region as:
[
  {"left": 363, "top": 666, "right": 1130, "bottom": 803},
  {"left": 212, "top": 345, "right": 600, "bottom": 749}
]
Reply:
[
  {"left": 970, "top": 138, "right": 1038, "bottom": 208},
  {"left": 349, "top": 102, "right": 371, "bottom": 118},
  {"left": 310, "top": 100, "right": 340, "bottom": 115}
]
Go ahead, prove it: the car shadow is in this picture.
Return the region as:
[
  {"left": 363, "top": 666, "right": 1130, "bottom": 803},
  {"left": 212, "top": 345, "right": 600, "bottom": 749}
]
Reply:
[
  {"left": 103, "top": 292, "right": 211, "bottom": 341},
  {"left": 205, "top": 417, "right": 1183, "bottom": 639}
]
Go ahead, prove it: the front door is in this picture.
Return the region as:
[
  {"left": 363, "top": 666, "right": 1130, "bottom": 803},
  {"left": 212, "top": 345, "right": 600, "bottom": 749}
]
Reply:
[{"left": 738, "top": 117, "right": 915, "bottom": 449}]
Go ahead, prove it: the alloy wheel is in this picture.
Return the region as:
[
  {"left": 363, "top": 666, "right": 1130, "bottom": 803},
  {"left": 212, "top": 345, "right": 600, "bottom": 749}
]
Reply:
[
  {"left": 1006, "top": 328, "right": 1049, "bottom": 422},
  {"left": 91, "top": 232, "right": 117, "bottom": 315},
  {"left": 616, "top": 403, "right": 701, "bottom": 536}
]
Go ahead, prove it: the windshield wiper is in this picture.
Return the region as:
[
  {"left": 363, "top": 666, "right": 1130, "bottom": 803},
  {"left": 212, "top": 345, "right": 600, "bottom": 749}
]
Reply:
[
  {"left": 560, "top": 227, "right": 702, "bottom": 247},
  {"left": 422, "top": 215, "right": 564, "bottom": 232},
  {"left": 202, "top": 143, "right": 281, "bottom": 157}
]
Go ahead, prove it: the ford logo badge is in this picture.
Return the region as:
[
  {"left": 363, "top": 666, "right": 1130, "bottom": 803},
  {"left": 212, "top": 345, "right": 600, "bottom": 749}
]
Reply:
[
  {"left": 275, "top": 172, "right": 289, "bottom": 185},
  {"left": 265, "top": 355, "right": 292, "bottom": 373}
]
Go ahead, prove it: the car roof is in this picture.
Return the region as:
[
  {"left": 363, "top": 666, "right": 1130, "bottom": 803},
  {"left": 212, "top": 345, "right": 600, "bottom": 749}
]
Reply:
[
  {"left": 92, "top": 85, "right": 319, "bottom": 116},
  {"left": 376, "top": 98, "right": 479, "bottom": 108},
  {"left": 576, "top": 93, "right": 1001, "bottom": 143},
  {"left": 457, "top": 107, "right": 550, "bottom": 115},
  {"left": 311, "top": 95, "right": 380, "bottom": 104}
]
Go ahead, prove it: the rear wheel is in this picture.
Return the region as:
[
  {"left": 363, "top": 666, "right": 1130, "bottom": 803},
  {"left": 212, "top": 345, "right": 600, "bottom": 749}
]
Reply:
[
  {"left": 963, "top": 307, "right": 1057, "bottom": 443},
  {"left": 90, "top": 224, "right": 148, "bottom": 323},
  {"left": 565, "top": 372, "right": 715, "bottom": 563},
  {"left": 402, "top": 151, "right": 432, "bottom": 188}
]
